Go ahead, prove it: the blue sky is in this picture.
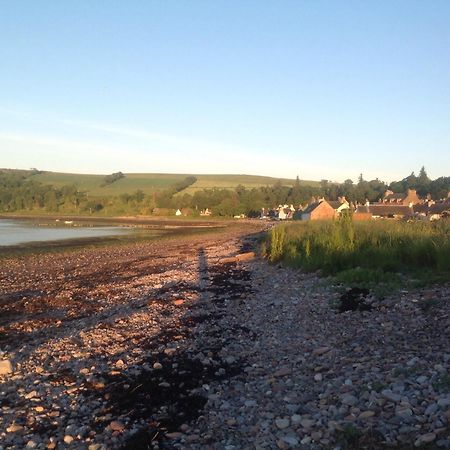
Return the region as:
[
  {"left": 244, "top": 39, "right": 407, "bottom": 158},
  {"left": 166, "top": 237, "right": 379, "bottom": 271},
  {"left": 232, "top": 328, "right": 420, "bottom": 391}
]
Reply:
[{"left": 1, "top": 0, "right": 449, "bottom": 182}]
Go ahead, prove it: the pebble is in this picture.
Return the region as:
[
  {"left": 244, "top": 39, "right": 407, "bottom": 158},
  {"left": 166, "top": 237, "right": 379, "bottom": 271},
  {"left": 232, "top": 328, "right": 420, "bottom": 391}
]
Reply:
[
  {"left": 0, "top": 229, "right": 448, "bottom": 450},
  {"left": 109, "top": 421, "right": 125, "bottom": 432},
  {"left": 275, "top": 418, "right": 290, "bottom": 429},
  {"left": 0, "top": 359, "right": 13, "bottom": 375},
  {"left": 63, "top": 435, "right": 74, "bottom": 444}
]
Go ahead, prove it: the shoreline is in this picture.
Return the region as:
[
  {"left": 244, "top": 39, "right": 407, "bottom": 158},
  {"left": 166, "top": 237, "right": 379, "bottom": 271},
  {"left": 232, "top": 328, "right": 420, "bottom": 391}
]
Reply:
[{"left": 0, "top": 223, "right": 449, "bottom": 449}]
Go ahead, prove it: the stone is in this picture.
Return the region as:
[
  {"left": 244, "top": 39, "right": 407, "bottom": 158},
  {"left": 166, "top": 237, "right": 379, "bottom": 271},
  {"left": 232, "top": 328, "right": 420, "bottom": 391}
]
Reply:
[
  {"left": 313, "top": 347, "right": 330, "bottom": 356},
  {"left": 381, "top": 389, "right": 401, "bottom": 403},
  {"left": 25, "top": 390, "right": 37, "bottom": 399},
  {"left": 153, "top": 362, "right": 163, "bottom": 370},
  {"left": 0, "top": 359, "right": 13, "bottom": 375},
  {"left": 109, "top": 421, "right": 125, "bottom": 432},
  {"left": 342, "top": 394, "right": 358, "bottom": 406},
  {"left": 275, "top": 418, "right": 290, "bottom": 429},
  {"left": 314, "top": 373, "right": 323, "bottom": 382},
  {"left": 6, "top": 424, "right": 24, "bottom": 432},
  {"left": 358, "top": 410, "right": 375, "bottom": 420},
  {"left": 63, "top": 435, "right": 74, "bottom": 444},
  {"left": 300, "top": 419, "right": 315, "bottom": 429},
  {"left": 281, "top": 436, "right": 299, "bottom": 446},
  {"left": 165, "top": 432, "right": 182, "bottom": 439},
  {"left": 273, "top": 367, "right": 292, "bottom": 377},
  {"left": 415, "top": 433, "right": 436, "bottom": 446},
  {"left": 291, "top": 414, "right": 302, "bottom": 425}
]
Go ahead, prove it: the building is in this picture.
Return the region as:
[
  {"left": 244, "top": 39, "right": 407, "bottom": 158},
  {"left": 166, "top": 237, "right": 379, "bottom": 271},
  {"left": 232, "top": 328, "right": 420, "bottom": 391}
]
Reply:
[
  {"left": 382, "top": 189, "right": 421, "bottom": 206},
  {"left": 301, "top": 200, "right": 336, "bottom": 220},
  {"left": 355, "top": 204, "right": 414, "bottom": 219},
  {"left": 328, "top": 197, "right": 350, "bottom": 216}
]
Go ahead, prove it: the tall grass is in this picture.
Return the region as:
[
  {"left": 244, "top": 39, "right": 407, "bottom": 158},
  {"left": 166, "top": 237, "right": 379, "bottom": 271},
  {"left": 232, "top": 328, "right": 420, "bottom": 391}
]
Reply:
[{"left": 266, "top": 218, "right": 450, "bottom": 277}]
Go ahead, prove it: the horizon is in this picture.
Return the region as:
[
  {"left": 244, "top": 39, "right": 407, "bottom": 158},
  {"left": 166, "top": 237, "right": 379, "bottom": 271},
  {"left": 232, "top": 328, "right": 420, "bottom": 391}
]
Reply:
[{"left": 1, "top": 1, "right": 449, "bottom": 181}]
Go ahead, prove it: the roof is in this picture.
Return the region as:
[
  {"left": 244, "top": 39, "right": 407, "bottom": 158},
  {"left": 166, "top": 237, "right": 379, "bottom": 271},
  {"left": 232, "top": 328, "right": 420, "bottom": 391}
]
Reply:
[
  {"left": 367, "top": 205, "right": 413, "bottom": 216},
  {"left": 385, "top": 193, "right": 406, "bottom": 200},
  {"left": 302, "top": 202, "right": 321, "bottom": 214},
  {"left": 328, "top": 201, "right": 348, "bottom": 210}
]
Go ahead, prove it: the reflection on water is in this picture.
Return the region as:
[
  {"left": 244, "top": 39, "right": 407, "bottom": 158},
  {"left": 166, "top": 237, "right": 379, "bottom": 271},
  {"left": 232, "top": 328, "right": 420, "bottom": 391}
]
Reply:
[{"left": 0, "top": 219, "right": 130, "bottom": 246}]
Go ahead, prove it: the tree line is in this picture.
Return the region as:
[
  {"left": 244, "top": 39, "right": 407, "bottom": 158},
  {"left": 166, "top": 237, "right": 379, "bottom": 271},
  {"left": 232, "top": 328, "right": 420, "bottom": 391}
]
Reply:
[{"left": 0, "top": 167, "right": 448, "bottom": 217}]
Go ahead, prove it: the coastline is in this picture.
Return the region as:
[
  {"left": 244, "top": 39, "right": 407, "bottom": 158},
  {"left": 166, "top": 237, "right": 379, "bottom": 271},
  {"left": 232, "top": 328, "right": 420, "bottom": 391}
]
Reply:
[{"left": 0, "top": 222, "right": 448, "bottom": 449}]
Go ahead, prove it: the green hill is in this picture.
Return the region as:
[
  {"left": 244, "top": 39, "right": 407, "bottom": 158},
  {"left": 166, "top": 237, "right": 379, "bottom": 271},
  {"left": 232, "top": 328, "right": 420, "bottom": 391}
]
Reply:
[{"left": 30, "top": 171, "right": 319, "bottom": 198}]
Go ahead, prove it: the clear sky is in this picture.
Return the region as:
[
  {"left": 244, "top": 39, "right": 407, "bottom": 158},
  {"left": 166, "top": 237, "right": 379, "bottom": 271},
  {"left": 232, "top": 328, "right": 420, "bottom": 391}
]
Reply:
[{"left": 1, "top": 0, "right": 449, "bottom": 182}]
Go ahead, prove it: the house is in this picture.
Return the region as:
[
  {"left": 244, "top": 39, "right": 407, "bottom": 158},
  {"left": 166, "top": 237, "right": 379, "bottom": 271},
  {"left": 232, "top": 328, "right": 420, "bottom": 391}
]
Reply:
[
  {"left": 328, "top": 196, "right": 350, "bottom": 216},
  {"left": 355, "top": 204, "right": 414, "bottom": 219},
  {"left": 414, "top": 202, "right": 450, "bottom": 220},
  {"left": 301, "top": 200, "right": 336, "bottom": 220},
  {"left": 382, "top": 189, "right": 421, "bottom": 206}
]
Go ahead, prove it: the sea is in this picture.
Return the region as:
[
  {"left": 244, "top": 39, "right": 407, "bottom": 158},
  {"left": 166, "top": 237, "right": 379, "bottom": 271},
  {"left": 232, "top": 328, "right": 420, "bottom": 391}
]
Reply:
[{"left": 0, "top": 219, "right": 129, "bottom": 246}]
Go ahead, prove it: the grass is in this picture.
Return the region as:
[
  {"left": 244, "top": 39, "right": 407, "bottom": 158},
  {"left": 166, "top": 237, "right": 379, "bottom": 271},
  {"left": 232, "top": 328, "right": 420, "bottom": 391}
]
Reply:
[
  {"left": 265, "top": 218, "right": 450, "bottom": 289},
  {"left": 30, "top": 170, "right": 319, "bottom": 197}
]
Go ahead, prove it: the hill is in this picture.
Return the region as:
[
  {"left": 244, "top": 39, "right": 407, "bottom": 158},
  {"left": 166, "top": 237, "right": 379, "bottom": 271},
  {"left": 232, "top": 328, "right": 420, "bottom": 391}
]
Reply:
[{"left": 30, "top": 171, "right": 319, "bottom": 198}]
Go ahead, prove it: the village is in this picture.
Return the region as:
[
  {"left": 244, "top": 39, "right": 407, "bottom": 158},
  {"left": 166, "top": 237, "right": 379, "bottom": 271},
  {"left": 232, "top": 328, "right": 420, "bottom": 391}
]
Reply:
[{"left": 255, "top": 189, "right": 450, "bottom": 222}]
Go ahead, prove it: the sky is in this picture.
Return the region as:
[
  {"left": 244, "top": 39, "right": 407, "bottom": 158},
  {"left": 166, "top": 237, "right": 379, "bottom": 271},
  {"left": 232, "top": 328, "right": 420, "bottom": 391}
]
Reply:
[{"left": 1, "top": 0, "right": 449, "bottom": 183}]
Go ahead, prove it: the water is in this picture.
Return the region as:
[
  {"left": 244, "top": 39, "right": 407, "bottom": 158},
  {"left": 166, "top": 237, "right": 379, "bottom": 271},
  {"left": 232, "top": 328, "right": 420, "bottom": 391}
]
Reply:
[{"left": 0, "top": 219, "right": 130, "bottom": 246}]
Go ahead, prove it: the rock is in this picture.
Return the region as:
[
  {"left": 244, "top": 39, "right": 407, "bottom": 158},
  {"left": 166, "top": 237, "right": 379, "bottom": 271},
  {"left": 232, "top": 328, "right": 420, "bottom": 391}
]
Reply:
[
  {"left": 173, "top": 299, "right": 184, "bottom": 306},
  {"left": 342, "top": 394, "right": 358, "bottom": 406},
  {"left": 300, "top": 419, "right": 315, "bottom": 429},
  {"left": 280, "top": 436, "right": 299, "bottom": 446},
  {"left": 153, "top": 362, "right": 163, "bottom": 370},
  {"left": 416, "top": 375, "right": 428, "bottom": 384},
  {"left": 381, "top": 389, "right": 401, "bottom": 403},
  {"left": 166, "top": 432, "right": 182, "bottom": 439},
  {"left": 63, "top": 435, "right": 74, "bottom": 444},
  {"left": 437, "top": 398, "right": 450, "bottom": 408},
  {"left": 164, "top": 348, "right": 176, "bottom": 356},
  {"left": 313, "top": 347, "right": 330, "bottom": 356},
  {"left": 109, "top": 421, "right": 125, "bottom": 432},
  {"left": 425, "top": 403, "right": 438, "bottom": 415},
  {"left": 291, "top": 414, "right": 302, "bottom": 425},
  {"left": 275, "top": 418, "right": 290, "bottom": 429},
  {"left": 358, "top": 410, "right": 375, "bottom": 420},
  {"left": 25, "top": 390, "right": 37, "bottom": 399},
  {"left": 314, "top": 373, "right": 323, "bottom": 382},
  {"left": 273, "top": 367, "right": 292, "bottom": 377},
  {"left": 6, "top": 424, "right": 24, "bottom": 432},
  {"left": 26, "top": 440, "right": 37, "bottom": 448},
  {"left": 415, "top": 433, "right": 436, "bottom": 446},
  {"left": 0, "top": 359, "right": 13, "bottom": 375},
  {"left": 236, "top": 252, "right": 255, "bottom": 261}
]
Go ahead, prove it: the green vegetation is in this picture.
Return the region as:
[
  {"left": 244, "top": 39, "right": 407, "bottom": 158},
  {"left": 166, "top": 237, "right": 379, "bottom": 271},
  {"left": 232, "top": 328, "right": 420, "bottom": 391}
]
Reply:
[
  {"left": 265, "top": 218, "right": 450, "bottom": 287},
  {"left": 0, "top": 169, "right": 321, "bottom": 217},
  {"left": 102, "top": 171, "right": 125, "bottom": 186},
  {"left": 0, "top": 167, "right": 448, "bottom": 217}
]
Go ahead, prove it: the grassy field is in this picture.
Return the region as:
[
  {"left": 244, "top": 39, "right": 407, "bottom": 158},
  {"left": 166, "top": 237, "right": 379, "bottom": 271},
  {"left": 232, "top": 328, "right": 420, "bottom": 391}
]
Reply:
[
  {"left": 33, "top": 172, "right": 187, "bottom": 196},
  {"left": 265, "top": 218, "right": 450, "bottom": 290},
  {"left": 31, "top": 171, "right": 319, "bottom": 197},
  {"left": 177, "top": 174, "right": 320, "bottom": 195}
]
